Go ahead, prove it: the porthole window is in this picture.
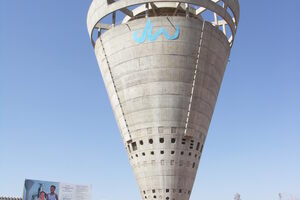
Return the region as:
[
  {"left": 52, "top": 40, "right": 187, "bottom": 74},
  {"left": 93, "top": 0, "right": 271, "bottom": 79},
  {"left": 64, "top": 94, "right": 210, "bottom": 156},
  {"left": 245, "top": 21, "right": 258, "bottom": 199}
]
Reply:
[
  {"left": 181, "top": 151, "right": 184, "bottom": 155},
  {"left": 160, "top": 150, "right": 164, "bottom": 154},
  {"left": 140, "top": 140, "right": 144, "bottom": 145},
  {"left": 159, "top": 138, "right": 164, "bottom": 143},
  {"left": 171, "top": 151, "right": 175, "bottom": 155},
  {"left": 135, "top": 154, "right": 138, "bottom": 157},
  {"left": 179, "top": 189, "right": 182, "bottom": 193},
  {"left": 151, "top": 151, "right": 154, "bottom": 155},
  {"left": 166, "top": 197, "right": 169, "bottom": 200},
  {"left": 143, "top": 191, "right": 146, "bottom": 194},
  {"left": 149, "top": 139, "right": 153, "bottom": 144},
  {"left": 152, "top": 190, "right": 156, "bottom": 193},
  {"left": 166, "top": 189, "right": 169, "bottom": 193},
  {"left": 189, "top": 152, "right": 192, "bottom": 156},
  {"left": 153, "top": 195, "right": 157, "bottom": 199},
  {"left": 171, "top": 138, "right": 176, "bottom": 143},
  {"left": 142, "top": 152, "right": 146, "bottom": 156}
]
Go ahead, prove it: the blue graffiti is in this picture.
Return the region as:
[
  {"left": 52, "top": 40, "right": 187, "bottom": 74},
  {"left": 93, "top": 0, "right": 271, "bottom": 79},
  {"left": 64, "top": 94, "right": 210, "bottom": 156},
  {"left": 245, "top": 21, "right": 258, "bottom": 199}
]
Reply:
[{"left": 133, "top": 19, "right": 179, "bottom": 43}]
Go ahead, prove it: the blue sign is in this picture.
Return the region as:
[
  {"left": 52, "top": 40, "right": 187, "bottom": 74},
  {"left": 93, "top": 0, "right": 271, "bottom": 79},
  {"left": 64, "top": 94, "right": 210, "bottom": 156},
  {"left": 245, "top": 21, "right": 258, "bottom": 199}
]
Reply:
[{"left": 133, "top": 19, "right": 179, "bottom": 44}]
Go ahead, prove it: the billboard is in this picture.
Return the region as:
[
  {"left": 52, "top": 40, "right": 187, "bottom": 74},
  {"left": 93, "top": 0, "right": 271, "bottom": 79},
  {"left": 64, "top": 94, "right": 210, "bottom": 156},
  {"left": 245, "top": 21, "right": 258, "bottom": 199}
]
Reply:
[{"left": 23, "top": 179, "right": 92, "bottom": 200}]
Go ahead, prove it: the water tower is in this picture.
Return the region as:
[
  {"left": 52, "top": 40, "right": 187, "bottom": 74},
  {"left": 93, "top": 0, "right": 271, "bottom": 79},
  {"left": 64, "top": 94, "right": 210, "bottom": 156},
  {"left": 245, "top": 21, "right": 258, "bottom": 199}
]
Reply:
[{"left": 87, "top": 0, "right": 240, "bottom": 199}]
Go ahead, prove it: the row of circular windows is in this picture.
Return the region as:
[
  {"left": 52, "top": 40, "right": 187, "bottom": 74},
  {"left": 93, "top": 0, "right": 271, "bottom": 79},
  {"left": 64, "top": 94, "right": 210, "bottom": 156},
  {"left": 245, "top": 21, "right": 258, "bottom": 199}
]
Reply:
[
  {"left": 128, "top": 137, "right": 203, "bottom": 152},
  {"left": 143, "top": 188, "right": 191, "bottom": 199},
  {"left": 130, "top": 150, "right": 201, "bottom": 159},
  {"left": 131, "top": 158, "right": 199, "bottom": 169}
]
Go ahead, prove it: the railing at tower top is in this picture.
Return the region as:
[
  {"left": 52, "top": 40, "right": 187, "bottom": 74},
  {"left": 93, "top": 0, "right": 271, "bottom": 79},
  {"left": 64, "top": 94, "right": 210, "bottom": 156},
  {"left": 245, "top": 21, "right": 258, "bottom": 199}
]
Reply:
[{"left": 87, "top": 0, "right": 240, "bottom": 47}]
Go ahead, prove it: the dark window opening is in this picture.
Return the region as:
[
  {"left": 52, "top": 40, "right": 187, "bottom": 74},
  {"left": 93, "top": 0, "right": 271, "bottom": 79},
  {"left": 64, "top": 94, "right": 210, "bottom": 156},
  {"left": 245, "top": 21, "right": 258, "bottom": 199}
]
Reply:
[
  {"left": 190, "top": 140, "right": 194, "bottom": 149},
  {"left": 171, "top": 138, "right": 176, "bottom": 143},
  {"left": 200, "top": 144, "right": 204, "bottom": 152},
  {"left": 132, "top": 142, "right": 137, "bottom": 151},
  {"left": 159, "top": 138, "right": 164, "bottom": 143},
  {"left": 149, "top": 139, "right": 153, "bottom": 144},
  {"left": 196, "top": 142, "right": 200, "bottom": 150},
  {"left": 140, "top": 140, "right": 144, "bottom": 145}
]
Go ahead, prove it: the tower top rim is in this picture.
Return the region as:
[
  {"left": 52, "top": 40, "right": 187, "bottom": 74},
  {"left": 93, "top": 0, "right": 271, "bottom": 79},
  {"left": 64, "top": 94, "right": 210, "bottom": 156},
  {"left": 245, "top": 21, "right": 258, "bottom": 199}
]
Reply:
[{"left": 87, "top": 0, "right": 240, "bottom": 47}]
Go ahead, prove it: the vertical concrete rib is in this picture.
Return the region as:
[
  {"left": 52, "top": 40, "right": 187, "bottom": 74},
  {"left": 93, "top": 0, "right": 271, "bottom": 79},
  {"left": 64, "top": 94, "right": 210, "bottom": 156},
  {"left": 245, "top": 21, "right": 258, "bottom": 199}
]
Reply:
[
  {"left": 99, "top": 36, "right": 131, "bottom": 142},
  {"left": 184, "top": 22, "right": 205, "bottom": 138}
]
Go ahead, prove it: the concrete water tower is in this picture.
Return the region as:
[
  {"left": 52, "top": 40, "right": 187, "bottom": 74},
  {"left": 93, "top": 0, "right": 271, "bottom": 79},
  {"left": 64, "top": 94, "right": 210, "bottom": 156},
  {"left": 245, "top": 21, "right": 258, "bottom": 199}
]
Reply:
[{"left": 87, "top": 0, "right": 240, "bottom": 199}]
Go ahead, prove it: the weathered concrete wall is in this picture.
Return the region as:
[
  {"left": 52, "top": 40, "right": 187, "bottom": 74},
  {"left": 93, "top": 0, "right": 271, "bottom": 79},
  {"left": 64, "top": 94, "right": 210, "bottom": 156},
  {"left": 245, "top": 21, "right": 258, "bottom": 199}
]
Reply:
[{"left": 94, "top": 16, "right": 231, "bottom": 200}]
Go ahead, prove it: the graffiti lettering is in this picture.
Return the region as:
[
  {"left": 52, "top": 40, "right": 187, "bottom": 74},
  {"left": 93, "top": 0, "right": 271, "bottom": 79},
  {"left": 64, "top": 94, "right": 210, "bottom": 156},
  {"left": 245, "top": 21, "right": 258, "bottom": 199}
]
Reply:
[{"left": 133, "top": 19, "right": 179, "bottom": 44}]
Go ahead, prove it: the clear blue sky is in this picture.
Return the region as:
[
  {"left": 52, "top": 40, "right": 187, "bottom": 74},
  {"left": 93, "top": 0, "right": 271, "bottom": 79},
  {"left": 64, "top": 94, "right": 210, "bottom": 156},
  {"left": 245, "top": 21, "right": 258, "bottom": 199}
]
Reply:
[{"left": 1, "top": 1, "right": 299, "bottom": 200}]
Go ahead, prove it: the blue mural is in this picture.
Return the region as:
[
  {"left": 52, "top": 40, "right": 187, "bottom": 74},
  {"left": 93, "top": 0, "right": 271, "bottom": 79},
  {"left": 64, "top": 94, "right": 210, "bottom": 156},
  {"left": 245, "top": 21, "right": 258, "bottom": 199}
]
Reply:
[{"left": 133, "top": 19, "right": 179, "bottom": 43}]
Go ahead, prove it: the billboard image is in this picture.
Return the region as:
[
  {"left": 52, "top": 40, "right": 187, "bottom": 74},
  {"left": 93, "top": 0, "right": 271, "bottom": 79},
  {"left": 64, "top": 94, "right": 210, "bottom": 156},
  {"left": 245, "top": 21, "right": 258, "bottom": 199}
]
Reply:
[{"left": 23, "top": 179, "right": 91, "bottom": 200}]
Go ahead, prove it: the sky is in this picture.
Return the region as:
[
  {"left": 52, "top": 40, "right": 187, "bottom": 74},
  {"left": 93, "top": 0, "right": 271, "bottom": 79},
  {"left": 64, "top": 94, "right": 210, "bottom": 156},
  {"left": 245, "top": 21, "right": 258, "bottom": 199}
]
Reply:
[{"left": 0, "top": 0, "right": 300, "bottom": 200}]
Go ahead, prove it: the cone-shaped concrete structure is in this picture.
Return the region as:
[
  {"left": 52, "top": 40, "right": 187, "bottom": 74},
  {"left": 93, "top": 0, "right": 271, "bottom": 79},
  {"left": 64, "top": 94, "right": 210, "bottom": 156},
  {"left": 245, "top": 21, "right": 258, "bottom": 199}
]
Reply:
[{"left": 87, "top": 1, "right": 239, "bottom": 199}]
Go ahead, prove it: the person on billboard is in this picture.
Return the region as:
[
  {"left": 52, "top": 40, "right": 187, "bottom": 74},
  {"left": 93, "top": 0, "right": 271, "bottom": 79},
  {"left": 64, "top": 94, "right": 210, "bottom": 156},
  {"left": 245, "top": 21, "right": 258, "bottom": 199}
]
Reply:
[
  {"left": 38, "top": 191, "right": 46, "bottom": 200},
  {"left": 46, "top": 185, "right": 58, "bottom": 200}
]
